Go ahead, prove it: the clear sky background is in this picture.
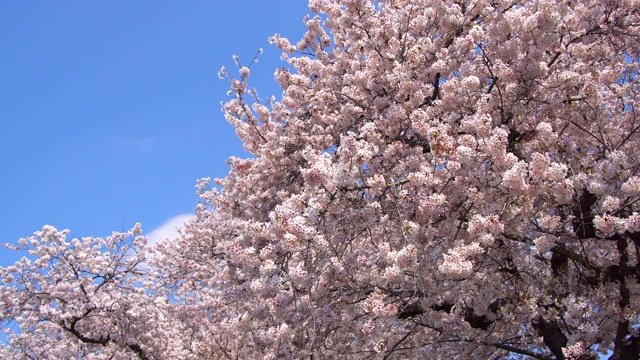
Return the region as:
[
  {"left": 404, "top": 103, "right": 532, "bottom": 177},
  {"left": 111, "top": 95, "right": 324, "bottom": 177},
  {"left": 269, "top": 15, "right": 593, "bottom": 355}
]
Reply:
[{"left": 0, "top": 1, "right": 310, "bottom": 267}]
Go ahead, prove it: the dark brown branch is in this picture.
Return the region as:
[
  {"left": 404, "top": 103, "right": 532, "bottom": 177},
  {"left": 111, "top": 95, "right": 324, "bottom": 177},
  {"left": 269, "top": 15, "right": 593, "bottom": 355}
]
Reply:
[
  {"left": 532, "top": 317, "right": 568, "bottom": 360},
  {"left": 572, "top": 188, "right": 597, "bottom": 240},
  {"left": 610, "top": 238, "right": 640, "bottom": 360},
  {"left": 432, "top": 73, "right": 441, "bottom": 101},
  {"left": 490, "top": 342, "right": 552, "bottom": 360},
  {"left": 61, "top": 316, "right": 149, "bottom": 360},
  {"left": 127, "top": 343, "right": 150, "bottom": 360},
  {"left": 62, "top": 318, "right": 110, "bottom": 346},
  {"left": 383, "top": 323, "right": 418, "bottom": 359}
]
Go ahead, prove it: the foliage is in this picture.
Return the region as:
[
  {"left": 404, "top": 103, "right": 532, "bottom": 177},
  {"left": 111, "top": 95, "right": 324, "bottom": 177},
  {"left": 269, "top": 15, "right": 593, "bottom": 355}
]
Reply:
[{"left": 3, "top": 0, "right": 640, "bottom": 358}]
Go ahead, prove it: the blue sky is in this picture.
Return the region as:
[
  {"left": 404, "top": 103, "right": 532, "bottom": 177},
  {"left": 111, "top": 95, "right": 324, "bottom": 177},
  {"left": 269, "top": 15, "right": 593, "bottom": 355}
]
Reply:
[{"left": 0, "top": 1, "right": 310, "bottom": 267}]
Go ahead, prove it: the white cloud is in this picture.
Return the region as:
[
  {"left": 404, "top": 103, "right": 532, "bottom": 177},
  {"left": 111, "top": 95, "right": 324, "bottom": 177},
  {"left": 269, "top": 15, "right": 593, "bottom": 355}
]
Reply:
[{"left": 145, "top": 214, "right": 193, "bottom": 246}]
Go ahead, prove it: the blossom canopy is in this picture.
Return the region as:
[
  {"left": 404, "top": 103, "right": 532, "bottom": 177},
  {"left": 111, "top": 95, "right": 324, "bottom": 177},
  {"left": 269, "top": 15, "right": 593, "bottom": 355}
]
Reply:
[{"left": 2, "top": 0, "right": 640, "bottom": 359}]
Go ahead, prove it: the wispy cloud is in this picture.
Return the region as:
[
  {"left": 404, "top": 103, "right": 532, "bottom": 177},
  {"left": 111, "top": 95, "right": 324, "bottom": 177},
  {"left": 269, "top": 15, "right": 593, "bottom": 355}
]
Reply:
[
  {"left": 122, "top": 137, "right": 155, "bottom": 152},
  {"left": 146, "top": 214, "right": 193, "bottom": 246}
]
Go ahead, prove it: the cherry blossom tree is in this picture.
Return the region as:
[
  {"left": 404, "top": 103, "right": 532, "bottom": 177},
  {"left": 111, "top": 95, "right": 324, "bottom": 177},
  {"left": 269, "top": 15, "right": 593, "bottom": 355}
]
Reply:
[
  {"left": 0, "top": 225, "right": 195, "bottom": 359},
  {"left": 3, "top": 0, "right": 640, "bottom": 359}
]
